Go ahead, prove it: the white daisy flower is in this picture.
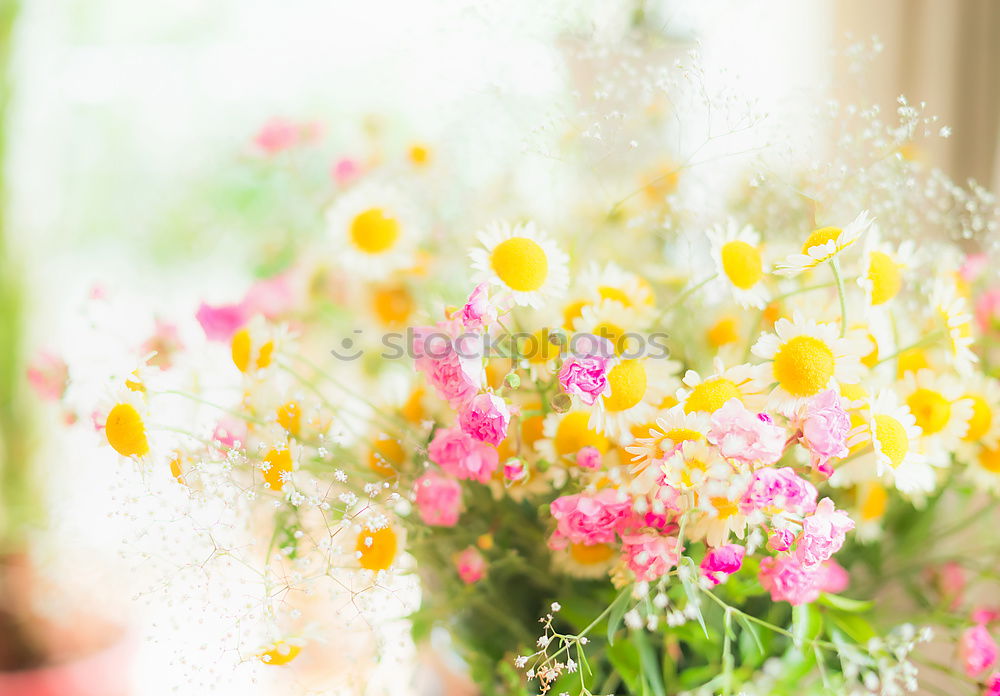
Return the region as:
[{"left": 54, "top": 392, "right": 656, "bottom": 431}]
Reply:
[
  {"left": 835, "top": 390, "right": 929, "bottom": 496},
  {"left": 966, "top": 444, "right": 1000, "bottom": 494},
  {"left": 572, "top": 299, "right": 647, "bottom": 355},
  {"left": 576, "top": 262, "right": 656, "bottom": 318},
  {"left": 536, "top": 410, "right": 611, "bottom": 466},
  {"left": 774, "top": 211, "right": 873, "bottom": 276},
  {"left": 625, "top": 405, "right": 710, "bottom": 467},
  {"left": 897, "top": 368, "right": 974, "bottom": 467},
  {"left": 932, "top": 277, "right": 978, "bottom": 375},
  {"left": 470, "top": 221, "right": 569, "bottom": 308},
  {"left": 676, "top": 358, "right": 766, "bottom": 415},
  {"left": 857, "top": 230, "right": 915, "bottom": 307},
  {"left": 588, "top": 356, "right": 681, "bottom": 442},
  {"left": 551, "top": 542, "right": 618, "bottom": 579},
  {"left": 708, "top": 220, "right": 768, "bottom": 309},
  {"left": 325, "top": 184, "right": 423, "bottom": 279},
  {"left": 752, "top": 315, "right": 869, "bottom": 414},
  {"left": 955, "top": 375, "right": 1000, "bottom": 458}
]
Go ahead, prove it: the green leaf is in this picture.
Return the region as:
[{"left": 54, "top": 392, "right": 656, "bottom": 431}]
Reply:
[
  {"left": 631, "top": 629, "right": 666, "bottom": 696},
  {"left": 607, "top": 639, "right": 641, "bottom": 694},
  {"left": 827, "top": 612, "right": 877, "bottom": 645},
  {"left": 606, "top": 589, "right": 632, "bottom": 646},
  {"left": 737, "top": 614, "right": 765, "bottom": 657},
  {"left": 792, "top": 603, "right": 823, "bottom": 649},
  {"left": 817, "top": 593, "right": 873, "bottom": 613}
]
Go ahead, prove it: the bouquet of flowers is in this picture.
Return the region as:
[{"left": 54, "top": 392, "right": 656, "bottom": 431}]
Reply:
[{"left": 37, "top": 31, "right": 1000, "bottom": 696}]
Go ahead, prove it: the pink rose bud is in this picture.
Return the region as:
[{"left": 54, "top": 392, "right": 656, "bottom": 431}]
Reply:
[
  {"left": 767, "top": 528, "right": 795, "bottom": 552},
  {"left": 456, "top": 546, "right": 486, "bottom": 584},
  {"left": 503, "top": 458, "right": 525, "bottom": 481},
  {"left": 700, "top": 544, "right": 746, "bottom": 585},
  {"left": 576, "top": 446, "right": 601, "bottom": 470}
]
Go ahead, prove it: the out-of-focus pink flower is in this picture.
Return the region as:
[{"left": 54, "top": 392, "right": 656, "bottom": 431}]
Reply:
[
  {"left": 985, "top": 672, "right": 1000, "bottom": 696},
  {"left": 331, "top": 157, "right": 361, "bottom": 186},
  {"left": 961, "top": 254, "right": 989, "bottom": 282},
  {"left": 557, "top": 335, "right": 614, "bottom": 406},
  {"left": 243, "top": 273, "right": 296, "bottom": 320},
  {"left": 456, "top": 282, "right": 502, "bottom": 332},
  {"left": 759, "top": 555, "right": 822, "bottom": 605},
  {"left": 795, "top": 498, "right": 854, "bottom": 568},
  {"left": 414, "top": 471, "right": 462, "bottom": 526},
  {"left": 700, "top": 544, "right": 745, "bottom": 585},
  {"left": 741, "top": 467, "right": 818, "bottom": 516},
  {"left": 413, "top": 322, "right": 482, "bottom": 407},
  {"left": 767, "top": 528, "right": 795, "bottom": 552},
  {"left": 26, "top": 351, "right": 68, "bottom": 402},
  {"left": 799, "top": 389, "right": 850, "bottom": 475},
  {"left": 427, "top": 427, "right": 498, "bottom": 483},
  {"left": 300, "top": 121, "right": 324, "bottom": 144},
  {"left": 549, "top": 489, "right": 631, "bottom": 549},
  {"left": 254, "top": 117, "right": 299, "bottom": 154},
  {"left": 960, "top": 623, "right": 999, "bottom": 677},
  {"left": 576, "top": 446, "right": 602, "bottom": 470},
  {"left": 818, "top": 559, "right": 850, "bottom": 594},
  {"left": 976, "top": 289, "right": 1000, "bottom": 331},
  {"left": 212, "top": 416, "right": 248, "bottom": 451},
  {"left": 622, "top": 533, "right": 680, "bottom": 582},
  {"left": 708, "top": 399, "right": 784, "bottom": 465},
  {"left": 927, "top": 562, "right": 966, "bottom": 608},
  {"left": 458, "top": 393, "right": 510, "bottom": 446},
  {"left": 88, "top": 283, "right": 108, "bottom": 301},
  {"left": 142, "top": 319, "right": 183, "bottom": 370},
  {"left": 974, "top": 608, "right": 1000, "bottom": 625},
  {"left": 456, "top": 546, "right": 486, "bottom": 584},
  {"left": 196, "top": 302, "right": 248, "bottom": 342}
]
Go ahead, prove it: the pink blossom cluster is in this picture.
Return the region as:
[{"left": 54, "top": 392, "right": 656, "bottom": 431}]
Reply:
[
  {"left": 413, "top": 321, "right": 482, "bottom": 407},
  {"left": 797, "top": 389, "right": 850, "bottom": 475},
  {"left": 961, "top": 610, "right": 999, "bottom": 678},
  {"left": 557, "top": 335, "right": 615, "bottom": 406},
  {"left": 708, "top": 399, "right": 784, "bottom": 465},
  {"left": 414, "top": 471, "right": 463, "bottom": 526},
  {"left": 428, "top": 427, "right": 499, "bottom": 483}
]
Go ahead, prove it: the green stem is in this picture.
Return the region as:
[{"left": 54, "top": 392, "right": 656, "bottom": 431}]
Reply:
[{"left": 830, "top": 258, "right": 847, "bottom": 337}]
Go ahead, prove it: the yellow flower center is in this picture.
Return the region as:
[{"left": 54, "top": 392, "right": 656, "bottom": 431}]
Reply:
[
  {"left": 802, "top": 226, "right": 842, "bottom": 254},
  {"left": 861, "top": 332, "right": 879, "bottom": 368},
  {"left": 664, "top": 427, "right": 703, "bottom": 444},
  {"left": 707, "top": 316, "right": 740, "bottom": 347},
  {"left": 372, "top": 285, "right": 414, "bottom": 326},
  {"left": 105, "top": 403, "right": 149, "bottom": 457},
  {"left": 408, "top": 143, "right": 431, "bottom": 166},
  {"left": 720, "top": 240, "right": 763, "bottom": 289},
  {"left": 169, "top": 453, "right": 184, "bottom": 483},
  {"left": 710, "top": 497, "right": 739, "bottom": 519},
  {"left": 980, "top": 446, "right": 1000, "bottom": 473},
  {"left": 554, "top": 412, "right": 609, "bottom": 456},
  {"left": 594, "top": 321, "right": 629, "bottom": 354},
  {"left": 906, "top": 388, "right": 951, "bottom": 436},
  {"left": 874, "top": 414, "right": 908, "bottom": 468},
  {"left": 569, "top": 542, "right": 616, "bottom": 565},
  {"left": 860, "top": 483, "right": 888, "bottom": 521},
  {"left": 263, "top": 448, "right": 293, "bottom": 490},
  {"left": 867, "top": 251, "right": 902, "bottom": 305},
  {"left": 231, "top": 329, "right": 273, "bottom": 373},
  {"left": 401, "top": 388, "right": 425, "bottom": 424},
  {"left": 598, "top": 286, "right": 632, "bottom": 306},
  {"left": 605, "top": 360, "right": 647, "bottom": 412},
  {"left": 772, "top": 335, "right": 835, "bottom": 397},
  {"left": 896, "top": 347, "right": 929, "bottom": 379},
  {"left": 356, "top": 526, "right": 398, "bottom": 571},
  {"left": 490, "top": 237, "right": 548, "bottom": 292},
  {"left": 276, "top": 401, "right": 301, "bottom": 437},
  {"left": 684, "top": 378, "right": 741, "bottom": 414},
  {"left": 259, "top": 641, "right": 301, "bottom": 666},
  {"left": 563, "top": 300, "right": 589, "bottom": 329},
  {"left": 963, "top": 395, "right": 992, "bottom": 442},
  {"left": 840, "top": 383, "right": 868, "bottom": 404},
  {"left": 523, "top": 329, "right": 562, "bottom": 364},
  {"left": 369, "top": 435, "right": 405, "bottom": 477},
  {"left": 350, "top": 208, "right": 400, "bottom": 254}
]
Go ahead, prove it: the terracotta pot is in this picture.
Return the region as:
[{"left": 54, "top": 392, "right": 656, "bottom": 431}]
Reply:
[{"left": 0, "top": 634, "right": 132, "bottom": 696}]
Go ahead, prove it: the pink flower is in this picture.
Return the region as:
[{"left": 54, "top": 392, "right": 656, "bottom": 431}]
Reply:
[
  {"left": 413, "top": 322, "right": 482, "bottom": 407},
  {"left": 818, "top": 559, "right": 850, "bottom": 594},
  {"left": 707, "top": 399, "right": 785, "bottom": 465},
  {"left": 503, "top": 459, "right": 525, "bottom": 481},
  {"left": 243, "top": 273, "right": 296, "bottom": 320},
  {"left": 141, "top": 319, "right": 183, "bottom": 370},
  {"left": 414, "top": 471, "right": 462, "bottom": 526},
  {"left": 795, "top": 498, "right": 854, "bottom": 568},
  {"left": 985, "top": 672, "right": 1000, "bottom": 696},
  {"left": 212, "top": 416, "right": 248, "bottom": 451},
  {"left": 741, "top": 467, "right": 817, "bottom": 516},
  {"left": 961, "top": 253, "right": 989, "bottom": 282},
  {"left": 767, "top": 528, "right": 795, "bottom": 552},
  {"left": 456, "top": 282, "right": 500, "bottom": 332},
  {"left": 196, "top": 302, "right": 248, "bottom": 342},
  {"left": 700, "top": 544, "right": 746, "bottom": 585},
  {"left": 331, "top": 157, "right": 361, "bottom": 186},
  {"left": 549, "top": 489, "right": 631, "bottom": 549},
  {"left": 26, "top": 351, "right": 68, "bottom": 402},
  {"left": 799, "top": 390, "right": 850, "bottom": 475},
  {"left": 977, "top": 288, "right": 1000, "bottom": 331},
  {"left": 961, "top": 623, "right": 999, "bottom": 677},
  {"left": 927, "top": 562, "right": 966, "bottom": 608},
  {"left": 622, "top": 533, "right": 680, "bottom": 582},
  {"left": 458, "top": 393, "right": 510, "bottom": 446},
  {"left": 254, "top": 117, "right": 299, "bottom": 154},
  {"left": 427, "top": 427, "right": 498, "bottom": 483},
  {"left": 759, "top": 555, "right": 822, "bottom": 605},
  {"left": 576, "top": 446, "right": 602, "bottom": 470},
  {"left": 557, "top": 335, "right": 614, "bottom": 406},
  {"left": 456, "top": 546, "right": 486, "bottom": 584}
]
